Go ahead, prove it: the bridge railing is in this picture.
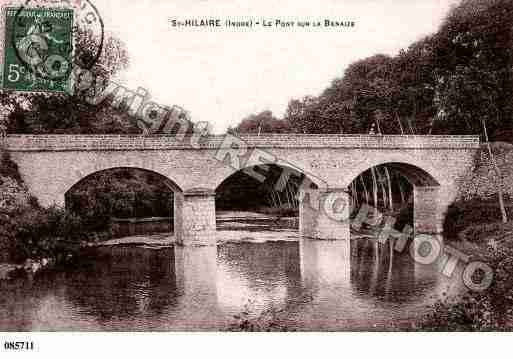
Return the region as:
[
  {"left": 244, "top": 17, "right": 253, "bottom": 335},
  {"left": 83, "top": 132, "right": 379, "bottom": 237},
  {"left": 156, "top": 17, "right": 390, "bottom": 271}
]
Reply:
[{"left": 4, "top": 134, "right": 480, "bottom": 151}]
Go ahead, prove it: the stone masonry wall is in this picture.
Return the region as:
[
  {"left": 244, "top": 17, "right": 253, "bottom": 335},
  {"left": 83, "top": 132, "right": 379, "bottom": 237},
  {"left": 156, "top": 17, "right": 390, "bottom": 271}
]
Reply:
[
  {"left": 5, "top": 134, "right": 479, "bottom": 151},
  {"left": 4, "top": 135, "right": 478, "bottom": 208},
  {"left": 174, "top": 192, "right": 216, "bottom": 246},
  {"left": 299, "top": 189, "right": 351, "bottom": 240},
  {"left": 414, "top": 186, "right": 445, "bottom": 234}
]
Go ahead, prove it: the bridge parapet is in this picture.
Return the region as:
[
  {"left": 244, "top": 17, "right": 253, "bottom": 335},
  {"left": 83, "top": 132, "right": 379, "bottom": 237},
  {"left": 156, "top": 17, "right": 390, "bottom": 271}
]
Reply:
[{"left": 4, "top": 134, "right": 480, "bottom": 151}]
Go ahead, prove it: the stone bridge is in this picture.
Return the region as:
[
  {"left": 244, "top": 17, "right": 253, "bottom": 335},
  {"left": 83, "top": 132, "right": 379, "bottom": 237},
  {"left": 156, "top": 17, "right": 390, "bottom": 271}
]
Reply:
[{"left": 4, "top": 134, "right": 480, "bottom": 246}]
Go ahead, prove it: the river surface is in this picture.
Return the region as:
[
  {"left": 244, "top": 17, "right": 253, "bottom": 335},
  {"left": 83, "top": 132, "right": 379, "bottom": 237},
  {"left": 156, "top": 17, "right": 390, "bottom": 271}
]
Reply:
[{"left": 0, "top": 214, "right": 466, "bottom": 331}]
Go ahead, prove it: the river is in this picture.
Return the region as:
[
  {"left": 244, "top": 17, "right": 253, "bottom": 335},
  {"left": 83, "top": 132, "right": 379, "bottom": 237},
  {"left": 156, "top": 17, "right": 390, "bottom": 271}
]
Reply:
[{"left": 0, "top": 213, "right": 465, "bottom": 331}]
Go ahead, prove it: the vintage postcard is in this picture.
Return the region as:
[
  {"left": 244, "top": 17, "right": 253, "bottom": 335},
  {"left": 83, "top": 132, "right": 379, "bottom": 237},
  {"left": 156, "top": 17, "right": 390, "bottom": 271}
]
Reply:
[{"left": 0, "top": 0, "right": 512, "bottom": 355}]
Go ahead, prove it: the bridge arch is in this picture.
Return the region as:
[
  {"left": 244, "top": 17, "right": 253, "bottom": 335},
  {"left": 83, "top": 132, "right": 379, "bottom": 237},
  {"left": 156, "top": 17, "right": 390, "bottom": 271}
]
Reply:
[
  {"left": 215, "top": 162, "right": 320, "bottom": 193},
  {"left": 64, "top": 166, "right": 184, "bottom": 197},
  {"left": 215, "top": 163, "right": 321, "bottom": 235},
  {"left": 213, "top": 159, "right": 327, "bottom": 193},
  {"left": 64, "top": 167, "right": 182, "bottom": 236},
  {"left": 342, "top": 152, "right": 446, "bottom": 189},
  {"left": 347, "top": 161, "right": 440, "bottom": 188},
  {"left": 347, "top": 161, "right": 447, "bottom": 237}
]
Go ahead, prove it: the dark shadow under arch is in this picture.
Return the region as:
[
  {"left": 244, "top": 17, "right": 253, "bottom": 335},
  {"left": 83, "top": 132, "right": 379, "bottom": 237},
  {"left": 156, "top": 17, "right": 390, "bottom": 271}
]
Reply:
[
  {"left": 64, "top": 167, "right": 182, "bottom": 234},
  {"left": 350, "top": 162, "right": 440, "bottom": 188},
  {"left": 65, "top": 167, "right": 183, "bottom": 196},
  {"left": 348, "top": 161, "right": 442, "bottom": 233},
  {"left": 215, "top": 163, "right": 319, "bottom": 213}
]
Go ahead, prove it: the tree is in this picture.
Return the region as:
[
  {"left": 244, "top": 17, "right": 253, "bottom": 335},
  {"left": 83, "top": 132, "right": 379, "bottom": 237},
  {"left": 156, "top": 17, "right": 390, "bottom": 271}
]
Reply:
[
  {"left": 435, "top": 64, "right": 508, "bottom": 222},
  {"left": 233, "top": 110, "right": 290, "bottom": 134},
  {"left": 432, "top": 0, "right": 513, "bottom": 139},
  {"left": 3, "top": 29, "right": 136, "bottom": 134},
  {"left": 284, "top": 97, "right": 321, "bottom": 133},
  {"left": 0, "top": 176, "right": 31, "bottom": 214},
  {"left": 391, "top": 36, "right": 438, "bottom": 134}
]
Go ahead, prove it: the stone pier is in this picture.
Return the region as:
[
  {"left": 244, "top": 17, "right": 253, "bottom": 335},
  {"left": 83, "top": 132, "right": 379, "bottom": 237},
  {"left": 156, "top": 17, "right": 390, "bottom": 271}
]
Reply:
[
  {"left": 299, "top": 188, "right": 351, "bottom": 241},
  {"left": 413, "top": 186, "right": 445, "bottom": 235},
  {"left": 174, "top": 190, "right": 216, "bottom": 246}
]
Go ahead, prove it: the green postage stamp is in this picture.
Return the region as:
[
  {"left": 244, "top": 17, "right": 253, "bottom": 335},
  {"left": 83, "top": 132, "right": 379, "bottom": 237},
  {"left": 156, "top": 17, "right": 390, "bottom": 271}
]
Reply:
[{"left": 2, "top": 7, "right": 74, "bottom": 93}]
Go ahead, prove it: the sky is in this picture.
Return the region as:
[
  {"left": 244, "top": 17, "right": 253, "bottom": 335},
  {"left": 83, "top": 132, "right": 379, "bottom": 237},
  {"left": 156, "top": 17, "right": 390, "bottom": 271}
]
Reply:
[{"left": 92, "top": 0, "right": 461, "bottom": 133}]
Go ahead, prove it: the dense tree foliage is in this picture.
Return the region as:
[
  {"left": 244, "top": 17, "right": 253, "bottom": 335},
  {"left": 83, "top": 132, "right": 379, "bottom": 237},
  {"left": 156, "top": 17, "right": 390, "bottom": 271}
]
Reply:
[
  {"left": 432, "top": 0, "right": 513, "bottom": 139},
  {"left": 229, "top": 110, "right": 290, "bottom": 134},
  {"left": 232, "top": 0, "right": 513, "bottom": 141}
]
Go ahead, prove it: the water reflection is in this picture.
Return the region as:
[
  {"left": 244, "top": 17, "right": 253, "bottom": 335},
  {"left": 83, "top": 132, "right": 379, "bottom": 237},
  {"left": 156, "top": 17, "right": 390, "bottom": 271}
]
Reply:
[
  {"left": 217, "top": 242, "right": 302, "bottom": 316},
  {"left": 173, "top": 246, "right": 224, "bottom": 330},
  {"left": 300, "top": 238, "right": 351, "bottom": 291},
  {"left": 0, "top": 234, "right": 460, "bottom": 331},
  {"left": 66, "top": 247, "right": 175, "bottom": 318},
  {"left": 350, "top": 239, "right": 420, "bottom": 303}
]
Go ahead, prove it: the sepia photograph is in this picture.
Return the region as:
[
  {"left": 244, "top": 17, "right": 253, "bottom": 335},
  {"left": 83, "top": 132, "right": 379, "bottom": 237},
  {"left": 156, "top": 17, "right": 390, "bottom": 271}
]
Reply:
[{"left": 0, "top": 0, "right": 513, "bottom": 355}]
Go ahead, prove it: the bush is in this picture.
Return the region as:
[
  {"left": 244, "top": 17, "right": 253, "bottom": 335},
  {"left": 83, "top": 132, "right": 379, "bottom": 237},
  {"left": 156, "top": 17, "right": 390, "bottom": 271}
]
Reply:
[
  {"left": 444, "top": 198, "right": 513, "bottom": 240},
  {"left": 420, "top": 294, "right": 495, "bottom": 331},
  {"left": 0, "top": 151, "right": 22, "bottom": 184},
  {"left": 457, "top": 143, "right": 513, "bottom": 201},
  {"left": 228, "top": 302, "right": 290, "bottom": 332},
  {"left": 0, "top": 213, "right": 16, "bottom": 262},
  {"left": 1, "top": 206, "right": 88, "bottom": 263},
  {"left": 0, "top": 175, "right": 32, "bottom": 214},
  {"left": 0, "top": 150, "right": 92, "bottom": 263},
  {"left": 420, "top": 242, "right": 513, "bottom": 331},
  {"left": 460, "top": 221, "right": 513, "bottom": 242}
]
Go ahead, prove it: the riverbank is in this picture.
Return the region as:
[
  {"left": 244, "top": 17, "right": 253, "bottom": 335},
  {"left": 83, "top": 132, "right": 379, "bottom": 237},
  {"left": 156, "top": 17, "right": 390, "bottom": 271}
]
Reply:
[
  {"left": 445, "top": 142, "right": 513, "bottom": 239},
  {"left": 439, "top": 141, "right": 513, "bottom": 264},
  {"left": 0, "top": 255, "right": 77, "bottom": 281},
  {"left": 0, "top": 258, "right": 56, "bottom": 280},
  {"left": 417, "top": 143, "right": 513, "bottom": 331}
]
